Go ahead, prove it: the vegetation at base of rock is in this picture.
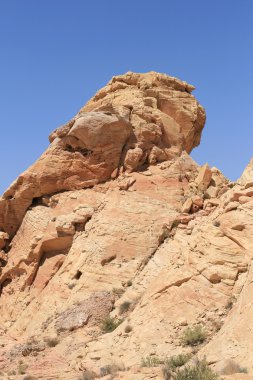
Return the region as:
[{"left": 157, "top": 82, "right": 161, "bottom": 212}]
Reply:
[
  {"left": 181, "top": 326, "right": 207, "bottom": 346},
  {"left": 119, "top": 301, "right": 131, "bottom": 314},
  {"left": 164, "top": 354, "right": 191, "bottom": 370},
  {"left": 141, "top": 356, "right": 162, "bottom": 367},
  {"left": 124, "top": 325, "right": 132, "bottom": 333},
  {"left": 112, "top": 287, "right": 125, "bottom": 297},
  {"left": 44, "top": 336, "right": 59, "bottom": 348},
  {"left": 221, "top": 359, "right": 248, "bottom": 375},
  {"left": 101, "top": 316, "right": 123, "bottom": 333},
  {"left": 99, "top": 363, "right": 125, "bottom": 376},
  {"left": 225, "top": 296, "right": 236, "bottom": 310},
  {"left": 18, "top": 360, "right": 28, "bottom": 375},
  {"left": 78, "top": 370, "right": 97, "bottom": 380},
  {"left": 163, "top": 359, "right": 219, "bottom": 380}
]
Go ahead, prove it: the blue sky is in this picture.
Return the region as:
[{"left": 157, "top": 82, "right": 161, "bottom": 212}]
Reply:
[{"left": 0, "top": 0, "right": 252, "bottom": 194}]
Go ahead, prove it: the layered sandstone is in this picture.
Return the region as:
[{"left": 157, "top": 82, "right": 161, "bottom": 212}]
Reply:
[
  {"left": 0, "top": 72, "right": 252, "bottom": 380},
  {"left": 0, "top": 72, "right": 205, "bottom": 238}
]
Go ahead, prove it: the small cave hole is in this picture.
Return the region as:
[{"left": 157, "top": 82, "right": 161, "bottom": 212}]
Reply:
[
  {"left": 0, "top": 278, "right": 12, "bottom": 295},
  {"left": 65, "top": 144, "right": 93, "bottom": 157},
  {"left": 74, "top": 222, "right": 86, "bottom": 232},
  {"left": 31, "top": 197, "right": 45, "bottom": 207},
  {"left": 74, "top": 270, "right": 82, "bottom": 280}
]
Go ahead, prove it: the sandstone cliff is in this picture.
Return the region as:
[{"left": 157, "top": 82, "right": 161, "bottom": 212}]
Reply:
[{"left": 0, "top": 72, "right": 252, "bottom": 380}]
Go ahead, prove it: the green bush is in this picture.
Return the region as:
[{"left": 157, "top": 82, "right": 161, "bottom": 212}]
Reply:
[
  {"left": 119, "top": 301, "right": 131, "bottom": 315},
  {"left": 100, "top": 363, "right": 125, "bottom": 376},
  {"left": 163, "top": 359, "right": 219, "bottom": 380},
  {"left": 164, "top": 354, "right": 191, "bottom": 370},
  {"left": 181, "top": 326, "right": 207, "bottom": 346},
  {"left": 141, "top": 356, "right": 161, "bottom": 367},
  {"left": 222, "top": 360, "right": 248, "bottom": 375},
  {"left": 101, "top": 316, "right": 122, "bottom": 333}
]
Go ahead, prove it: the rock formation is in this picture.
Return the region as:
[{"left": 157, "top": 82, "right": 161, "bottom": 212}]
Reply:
[{"left": 0, "top": 72, "right": 253, "bottom": 380}]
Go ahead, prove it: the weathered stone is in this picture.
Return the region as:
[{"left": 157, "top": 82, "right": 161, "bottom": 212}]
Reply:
[
  {"left": 181, "top": 198, "right": 193, "bottom": 213},
  {"left": 195, "top": 163, "right": 212, "bottom": 191},
  {"left": 0, "top": 231, "right": 9, "bottom": 250},
  {"left": 205, "top": 185, "right": 218, "bottom": 199},
  {"left": 2, "top": 72, "right": 253, "bottom": 379}
]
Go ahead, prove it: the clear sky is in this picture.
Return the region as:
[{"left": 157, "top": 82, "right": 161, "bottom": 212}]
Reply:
[{"left": 0, "top": 0, "right": 252, "bottom": 195}]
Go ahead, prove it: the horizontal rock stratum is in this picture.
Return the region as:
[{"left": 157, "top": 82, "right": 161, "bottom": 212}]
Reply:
[{"left": 0, "top": 72, "right": 253, "bottom": 380}]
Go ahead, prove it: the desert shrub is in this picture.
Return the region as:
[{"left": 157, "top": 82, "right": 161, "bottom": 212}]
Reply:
[
  {"left": 44, "top": 335, "right": 59, "bottom": 348},
  {"left": 181, "top": 326, "right": 207, "bottom": 346},
  {"left": 78, "top": 370, "right": 96, "bottom": 380},
  {"left": 163, "top": 359, "right": 219, "bottom": 380},
  {"left": 101, "top": 316, "right": 122, "bottom": 333},
  {"left": 127, "top": 280, "right": 132, "bottom": 286},
  {"left": 119, "top": 301, "right": 131, "bottom": 315},
  {"left": 225, "top": 296, "right": 236, "bottom": 310},
  {"left": 100, "top": 363, "right": 124, "bottom": 376},
  {"left": 212, "top": 320, "right": 223, "bottom": 332},
  {"left": 164, "top": 354, "right": 191, "bottom": 370},
  {"left": 124, "top": 325, "right": 132, "bottom": 333},
  {"left": 18, "top": 360, "right": 28, "bottom": 375},
  {"left": 112, "top": 287, "right": 125, "bottom": 297},
  {"left": 222, "top": 360, "right": 248, "bottom": 375},
  {"left": 141, "top": 356, "right": 161, "bottom": 367}
]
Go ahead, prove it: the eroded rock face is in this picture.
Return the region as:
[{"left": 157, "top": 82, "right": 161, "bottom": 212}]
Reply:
[
  {"left": 0, "top": 71, "right": 205, "bottom": 238},
  {"left": 3, "top": 72, "right": 253, "bottom": 379}
]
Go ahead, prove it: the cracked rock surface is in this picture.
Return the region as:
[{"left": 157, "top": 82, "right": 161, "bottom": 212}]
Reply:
[{"left": 1, "top": 72, "right": 253, "bottom": 380}]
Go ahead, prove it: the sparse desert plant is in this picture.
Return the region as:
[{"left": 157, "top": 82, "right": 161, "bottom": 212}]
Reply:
[
  {"left": 18, "top": 360, "right": 28, "bottom": 375},
  {"left": 212, "top": 319, "right": 223, "bottom": 332},
  {"left": 164, "top": 359, "right": 219, "bottom": 380},
  {"left": 225, "top": 296, "right": 236, "bottom": 310},
  {"left": 164, "top": 353, "right": 191, "bottom": 370},
  {"left": 100, "top": 363, "right": 125, "bottom": 377},
  {"left": 127, "top": 280, "right": 132, "bottom": 287},
  {"left": 119, "top": 301, "right": 131, "bottom": 315},
  {"left": 44, "top": 335, "right": 59, "bottom": 348},
  {"left": 78, "top": 370, "right": 96, "bottom": 380},
  {"left": 141, "top": 356, "right": 161, "bottom": 367},
  {"left": 112, "top": 287, "right": 125, "bottom": 297},
  {"left": 181, "top": 325, "right": 207, "bottom": 346},
  {"left": 101, "top": 316, "right": 122, "bottom": 333},
  {"left": 221, "top": 359, "right": 248, "bottom": 375},
  {"left": 124, "top": 325, "right": 132, "bottom": 333}
]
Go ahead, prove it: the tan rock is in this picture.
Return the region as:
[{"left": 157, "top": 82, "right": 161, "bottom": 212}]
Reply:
[
  {"left": 225, "top": 201, "right": 239, "bottom": 212},
  {"left": 239, "top": 195, "right": 252, "bottom": 204},
  {"left": 181, "top": 198, "right": 193, "bottom": 213},
  {"left": 0, "top": 231, "right": 9, "bottom": 250},
  {"left": 239, "top": 157, "right": 253, "bottom": 185},
  {"left": 0, "top": 72, "right": 205, "bottom": 238},
  {"left": 195, "top": 163, "right": 212, "bottom": 191},
  {"left": 192, "top": 195, "right": 204, "bottom": 208},
  {"left": 205, "top": 185, "right": 218, "bottom": 199},
  {"left": 3, "top": 72, "right": 253, "bottom": 378}
]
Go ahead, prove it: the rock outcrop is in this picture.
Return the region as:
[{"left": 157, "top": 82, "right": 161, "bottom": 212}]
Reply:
[
  {"left": 1, "top": 72, "right": 253, "bottom": 380},
  {"left": 0, "top": 72, "right": 205, "bottom": 239}
]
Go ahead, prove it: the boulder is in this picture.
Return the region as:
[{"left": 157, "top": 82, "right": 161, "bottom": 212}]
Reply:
[{"left": 195, "top": 163, "right": 212, "bottom": 191}]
